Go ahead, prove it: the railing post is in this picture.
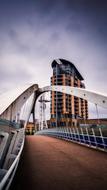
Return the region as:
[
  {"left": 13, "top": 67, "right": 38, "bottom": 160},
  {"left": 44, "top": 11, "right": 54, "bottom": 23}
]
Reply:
[
  {"left": 62, "top": 127, "right": 64, "bottom": 138},
  {"left": 92, "top": 128, "right": 97, "bottom": 147},
  {"left": 61, "top": 127, "right": 63, "bottom": 138},
  {"left": 60, "top": 127, "right": 62, "bottom": 138},
  {"left": 86, "top": 127, "right": 91, "bottom": 146},
  {"left": 68, "top": 127, "right": 70, "bottom": 140},
  {"left": 73, "top": 128, "right": 76, "bottom": 141},
  {"left": 80, "top": 127, "right": 86, "bottom": 144},
  {"left": 76, "top": 127, "right": 81, "bottom": 143},
  {"left": 67, "top": 127, "right": 69, "bottom": 140},
  {"left": 63, "top": 127, "right": 66, "bottom": 139},
  {"left": 99, "top": 127, "right": 106, "bottom": 149},
  {"left": 59, "top": 127, "right": 61, "bottom": 138},
  {"left": 65, "top": 127, "right": 68, "bottom": 139},
  {"left": 69, "top": 127, "right": 72, "bottom": 140},
  {"left": 66, "top": 127, "right": 68, "bottom": 140},
  {"left": 70, "top": 127, "right": 73, "bottom": 141}
]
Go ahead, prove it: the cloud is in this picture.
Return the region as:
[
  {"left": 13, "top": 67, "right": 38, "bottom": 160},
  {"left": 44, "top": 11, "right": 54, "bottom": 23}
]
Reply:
[{"left": 0, "top": 0, "right": 107, "bottom": 119}]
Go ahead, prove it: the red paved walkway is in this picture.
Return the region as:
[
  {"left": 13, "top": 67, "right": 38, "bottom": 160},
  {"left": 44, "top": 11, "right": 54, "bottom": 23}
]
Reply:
[{"left": 11, "top": 135, "right": 107, "bottom": 190}]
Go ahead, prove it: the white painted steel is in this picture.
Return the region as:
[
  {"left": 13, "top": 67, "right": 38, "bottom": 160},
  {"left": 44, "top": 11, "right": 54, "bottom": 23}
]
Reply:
[
  {"left": 42, "top": 85, "right": 107, "bottom": 108},
  {"left": 0, "top": 84, "right": 38, "bottom": 125},
  {"left": 0, "top": 84, "right": 107, "bottom": 120},
  {"left": 0, "top": 84, "right": 38, "bottom": 116},
  {"left": 0, "top": 129, "right": 25, "bottom": 190},
  {"left": 0, "top": 132, "right": 9, "bottom": 166}
]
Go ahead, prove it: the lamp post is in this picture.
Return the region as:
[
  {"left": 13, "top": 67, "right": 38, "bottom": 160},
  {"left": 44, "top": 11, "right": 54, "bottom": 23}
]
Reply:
[{"left": 56, "top": 64, "right": 58, "bottom": 128}]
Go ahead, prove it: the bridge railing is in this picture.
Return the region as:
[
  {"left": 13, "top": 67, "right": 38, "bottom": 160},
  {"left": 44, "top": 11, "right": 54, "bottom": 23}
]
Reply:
[
  {"left": 0, "top": 128, "right": 25, "bottom": 190},
  {"left": 36, "top": 127, "right": 107, "bottom": 152},
  {"left": 0, "top": 132, "right": 10, "bottom": 168}
]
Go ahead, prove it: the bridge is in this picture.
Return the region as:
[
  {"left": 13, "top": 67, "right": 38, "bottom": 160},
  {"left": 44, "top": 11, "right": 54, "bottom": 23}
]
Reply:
[{"left": 0, "top": 84, "right": 107, "bottom": 190}]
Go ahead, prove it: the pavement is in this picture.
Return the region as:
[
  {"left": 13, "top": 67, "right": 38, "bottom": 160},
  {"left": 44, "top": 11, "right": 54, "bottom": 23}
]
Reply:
[{"left": 10, "top": 135, "right": 107, "bottom": 190}]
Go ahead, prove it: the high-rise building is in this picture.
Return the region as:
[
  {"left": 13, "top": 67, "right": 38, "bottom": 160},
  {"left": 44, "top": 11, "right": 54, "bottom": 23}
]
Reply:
[{"left": 50, "top": 59, "right": 88, "bottom": 127}]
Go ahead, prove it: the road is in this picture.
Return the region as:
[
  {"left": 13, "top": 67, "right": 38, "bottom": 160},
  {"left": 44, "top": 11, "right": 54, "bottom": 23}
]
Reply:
[{"left": 10, "top": 135, "right": 107, "bottom": 190}]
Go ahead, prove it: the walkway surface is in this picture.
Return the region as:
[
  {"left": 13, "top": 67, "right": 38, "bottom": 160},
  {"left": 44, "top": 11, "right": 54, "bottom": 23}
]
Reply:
[{"left": 10, "top": 135, "right": 107, "bottom": 190}]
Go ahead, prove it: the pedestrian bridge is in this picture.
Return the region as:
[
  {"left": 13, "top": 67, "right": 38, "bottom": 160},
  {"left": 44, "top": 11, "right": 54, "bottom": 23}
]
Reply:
[{"left": 0, "top": 83, "right": 107, "bottom": 190}]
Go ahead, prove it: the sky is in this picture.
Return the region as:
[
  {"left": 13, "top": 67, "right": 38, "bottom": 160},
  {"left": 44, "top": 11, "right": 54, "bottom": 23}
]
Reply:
[{"left": 0, "top": 0, "right": 107, "bottom": 119}]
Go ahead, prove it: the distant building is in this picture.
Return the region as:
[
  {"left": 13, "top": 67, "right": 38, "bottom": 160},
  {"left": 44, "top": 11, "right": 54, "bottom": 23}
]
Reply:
[
  {"left": 26, "top": 122, "right": 35, "bottom": 135},
  {"left": 79, "top": 118, "right": 107, "bottom": 127},
  {"left": 50, "top": 59, "right": 88, "bottom": 127}
]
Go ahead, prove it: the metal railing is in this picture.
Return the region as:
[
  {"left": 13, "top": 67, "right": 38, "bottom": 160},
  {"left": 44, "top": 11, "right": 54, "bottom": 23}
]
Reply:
[
  {"left": 0, "top": 132, "right": 9, "bottom": 168},
  {"left": 0, "top": 118, "right": 21, "bottom": 129},
  {"left": 36, "top": 127, "right": 107, "bottom": 152},
  {"left": 0, "top": 128, "right": 25, "bottom": 190}
]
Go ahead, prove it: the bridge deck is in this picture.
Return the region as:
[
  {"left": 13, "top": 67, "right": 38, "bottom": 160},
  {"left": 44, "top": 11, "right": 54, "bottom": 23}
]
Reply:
[{"left": 10, "top": 135, "right": 107, "bottom": 190}]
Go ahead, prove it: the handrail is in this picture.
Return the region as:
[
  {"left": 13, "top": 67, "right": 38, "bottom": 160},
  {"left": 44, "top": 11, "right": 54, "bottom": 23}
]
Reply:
[
  {"left": 0, "top": 132, "right": 9, "bottom": 167},
  {"left": 36, "top": 127, "right": 107, "bottom": 152},
  {"left": 0, "top": 129, "right": 25, "bottom": 190}
]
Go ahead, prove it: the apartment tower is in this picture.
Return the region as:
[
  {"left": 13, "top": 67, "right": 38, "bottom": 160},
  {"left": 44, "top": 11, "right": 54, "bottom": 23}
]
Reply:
[{"left": 50, "top": 59, "right": 88, "bottom": 127}]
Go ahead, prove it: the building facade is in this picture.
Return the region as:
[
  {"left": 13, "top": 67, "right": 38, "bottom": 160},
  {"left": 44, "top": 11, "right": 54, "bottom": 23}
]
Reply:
[
  {"left": 25, "top": 122, "right": 35, "bottom": 135},
  {"left": 50, "top": 59, "right": 88, "bottom": 127}
]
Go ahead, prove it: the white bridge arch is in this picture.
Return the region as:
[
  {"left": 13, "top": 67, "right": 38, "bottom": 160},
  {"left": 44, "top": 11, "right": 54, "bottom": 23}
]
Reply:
[
  {"left": 0, "top": 84, "right": 107, "bottom": 127},
  {"left": 41, "top": 85, "right": 107, "bottom": 109}
]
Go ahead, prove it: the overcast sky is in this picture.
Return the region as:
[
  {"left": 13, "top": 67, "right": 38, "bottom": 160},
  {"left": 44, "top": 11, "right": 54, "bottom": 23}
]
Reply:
[{"left": 0, "top": 0, "right": 107, "bottom": 118}]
